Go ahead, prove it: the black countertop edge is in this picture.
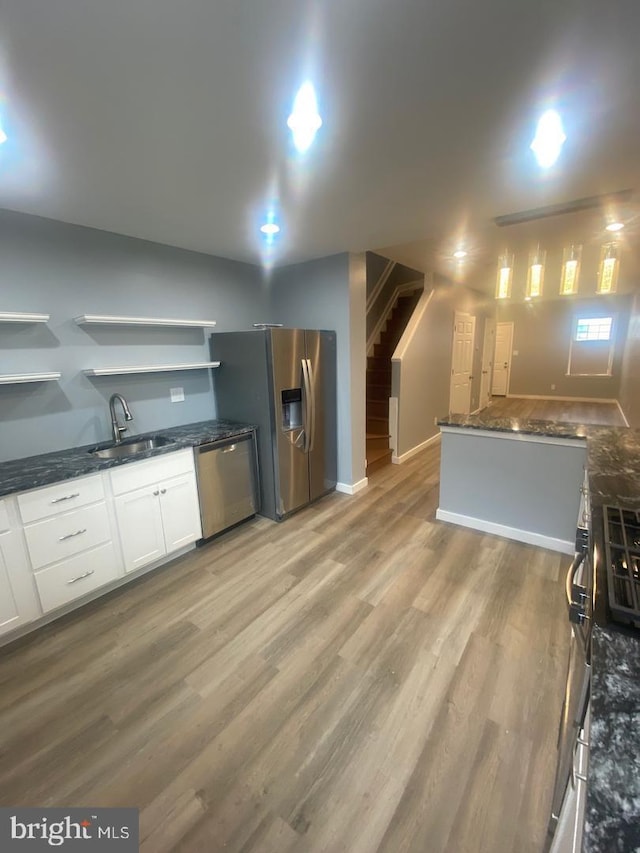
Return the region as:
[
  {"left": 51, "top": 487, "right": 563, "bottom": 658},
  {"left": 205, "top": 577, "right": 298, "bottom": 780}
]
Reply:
[{"left": 0, "top": 419, "right": 257, "bottom": 498}]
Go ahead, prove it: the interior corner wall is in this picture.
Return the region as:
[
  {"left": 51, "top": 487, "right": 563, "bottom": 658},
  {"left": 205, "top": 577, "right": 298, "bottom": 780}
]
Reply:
[
  {"left": 0, "top": 210, "right": 265, "bottom": 462},
  {"left": 619, "top": 293, "right": 640, "bottom": 426},
  {"left": 496, "top": 295, "right": 631, "bottom": 400},
  {"left": 267, "top": 253, "right": 360, "bottom": 488},
  {"left": 394, "top": 279, "right": 493, "bottom": 458}
]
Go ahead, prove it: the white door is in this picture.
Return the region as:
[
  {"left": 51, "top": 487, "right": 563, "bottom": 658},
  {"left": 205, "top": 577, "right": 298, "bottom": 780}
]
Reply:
[
  {"left": 159, "top": 473, "right": 202, "bottom": 554},
  {"left": 450, "top": 312, "right": 476, "bottom": 414},
  {"left": 479, "top": 318, "right": 496, "bottom": 409},
  {"left": 492, "top": 322, "right": 514, "bottom": 396},
  {"left": 115, "top": 487, "right": 165, "bottom": 573}
]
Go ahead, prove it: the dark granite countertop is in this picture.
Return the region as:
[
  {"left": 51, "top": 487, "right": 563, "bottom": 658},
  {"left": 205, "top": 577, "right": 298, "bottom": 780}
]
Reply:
[
  {"left": 438, "top": 412, "right": 640, "bottom": 850},
  {"left": 584, "top": 625, "right": 640, "bottom": 853},
  {"left": 437, "top": 411, "right": 591, "bottom": 440},
  {"left": 0, "top": 419, "right": 256, "bottom": 498}
]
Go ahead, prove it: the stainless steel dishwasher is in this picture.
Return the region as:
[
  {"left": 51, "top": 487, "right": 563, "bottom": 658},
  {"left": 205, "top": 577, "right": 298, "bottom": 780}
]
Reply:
[{"left": 195, "top": 432, "right": 259, "bottom": 540}]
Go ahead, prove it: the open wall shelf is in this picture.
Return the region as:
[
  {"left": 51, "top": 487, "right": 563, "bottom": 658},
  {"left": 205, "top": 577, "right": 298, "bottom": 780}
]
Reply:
[
  {"left": 83, "top": 361, "right": 221, "bottom": 377},
  {"left": 0, "top": 372, "right": 62, "bottom": 385},
  {"left": 0, "top": 312, "right": 50, "bottom": 324},
  {"left": 74, "top": 315, "right": 217, "bottom": 328}
]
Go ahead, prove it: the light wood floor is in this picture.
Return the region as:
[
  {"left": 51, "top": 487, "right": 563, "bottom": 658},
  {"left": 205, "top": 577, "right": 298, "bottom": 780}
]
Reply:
[
  {"left": 486, "top": 395, "right": 626, "bottom": 427},
  {"left": 0, "top": 445, "right": 571, "bottom": 853}
]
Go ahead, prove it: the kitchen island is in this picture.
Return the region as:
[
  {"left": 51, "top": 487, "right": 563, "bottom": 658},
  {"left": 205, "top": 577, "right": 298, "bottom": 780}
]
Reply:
[{"left": 437, "top": 412, "right": 588, "bottom": 554}]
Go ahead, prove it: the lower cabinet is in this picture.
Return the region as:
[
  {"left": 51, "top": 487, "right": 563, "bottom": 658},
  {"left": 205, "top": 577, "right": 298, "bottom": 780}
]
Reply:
[
  {"left": 1, "top": 446, "right": 203, "bottom": 643},
  {"left": 0, "top": 499, "right": 42, "bottom": 638},
  {"left": 33, "top": 542, "right": 119, "bottom": 613},
  {"left": 114, "top": 471, "right": 201, "bottom": 573}
]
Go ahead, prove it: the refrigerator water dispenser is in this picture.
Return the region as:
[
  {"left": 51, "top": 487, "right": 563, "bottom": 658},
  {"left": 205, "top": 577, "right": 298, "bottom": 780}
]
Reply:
[{"left": 281, "top": 388, "right": 302, "bottom": 430}]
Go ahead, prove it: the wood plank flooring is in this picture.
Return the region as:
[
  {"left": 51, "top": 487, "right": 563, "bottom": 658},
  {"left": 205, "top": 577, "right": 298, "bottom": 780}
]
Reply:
[
  {"left": 0, "top": 444, "right": 571, "bottom": 853},
  {"left": 486, "top": 395, "right": 626, "bottom": 426}
]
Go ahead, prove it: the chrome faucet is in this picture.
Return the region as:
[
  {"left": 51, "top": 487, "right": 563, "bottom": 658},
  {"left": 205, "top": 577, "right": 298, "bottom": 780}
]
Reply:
[{"left": 109, "top": 393, "right": 133, "bottom": 443}]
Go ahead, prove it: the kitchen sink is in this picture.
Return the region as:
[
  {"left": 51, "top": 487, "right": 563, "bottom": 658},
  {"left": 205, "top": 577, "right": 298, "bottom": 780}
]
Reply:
[{"left": 89, "top": 435, "right": 176, "bottom": 460}]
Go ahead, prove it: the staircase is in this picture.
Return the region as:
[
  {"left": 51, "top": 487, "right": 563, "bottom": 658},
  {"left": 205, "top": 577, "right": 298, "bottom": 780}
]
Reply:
[{"left": 366, "top": 291, "right": 421, "bottom": 475}]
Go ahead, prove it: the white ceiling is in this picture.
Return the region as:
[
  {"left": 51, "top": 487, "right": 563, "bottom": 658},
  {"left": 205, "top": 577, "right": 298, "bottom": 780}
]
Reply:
[{"left": 0, "top": 0, "right": 639, "bottom": 284}]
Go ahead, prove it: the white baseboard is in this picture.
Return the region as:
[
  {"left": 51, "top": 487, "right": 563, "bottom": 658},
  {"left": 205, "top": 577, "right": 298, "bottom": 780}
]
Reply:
[
  {"left": 336, "top": 477, "right": 369, "bottom": 495},
  {"left": 506, "top": 393, "right": 618, "bottom": 404},
  {"left": 616, "top": 399, "right": 630, "bottom": 427},
  {"left": 435, "top": 508, "right": 574, "bottom": 555},
  {"left": 392, "top": 432, "right": 441, "bottom": 464}
]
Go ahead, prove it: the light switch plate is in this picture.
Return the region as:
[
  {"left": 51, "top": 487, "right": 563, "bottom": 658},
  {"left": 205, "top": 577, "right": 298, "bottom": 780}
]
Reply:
[{"left": 170, "top": 387, "right": 185, "bottom": 403}]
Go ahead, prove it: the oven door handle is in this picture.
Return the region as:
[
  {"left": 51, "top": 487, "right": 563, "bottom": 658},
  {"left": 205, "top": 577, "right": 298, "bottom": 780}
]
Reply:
[{"left": 565, "top": 550, "right": 588, "bottom": 625}]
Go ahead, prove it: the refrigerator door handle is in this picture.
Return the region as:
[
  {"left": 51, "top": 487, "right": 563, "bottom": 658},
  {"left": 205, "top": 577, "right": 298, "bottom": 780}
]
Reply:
[
  {"left": 301, "top": 357, "right": 312, "bottom": 453},
  {"left": 307, "top": 358, "right": 316, "bottom": 452}
]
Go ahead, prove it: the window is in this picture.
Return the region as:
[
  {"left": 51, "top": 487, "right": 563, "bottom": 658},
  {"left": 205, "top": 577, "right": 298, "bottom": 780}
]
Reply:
[
  {"left": 568, "top": 315, "right": 615, "bottom": 377},
  {"left": 575, "top": 317, "right": 612, "bottom": 342}
]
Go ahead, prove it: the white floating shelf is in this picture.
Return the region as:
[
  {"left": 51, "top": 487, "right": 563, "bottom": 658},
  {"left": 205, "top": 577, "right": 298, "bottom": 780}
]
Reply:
[
  {"left": 74, "top": 314, "right": 217, "bottom": 328},
  {"left": 0, "top": 312, "right": 50, "bottom": 324},
  {"left": 83, "top": 361, "right": 221, "bottom": 377},
  {"left": 0, "top": 372, "right": 61, "bottom": 384}
]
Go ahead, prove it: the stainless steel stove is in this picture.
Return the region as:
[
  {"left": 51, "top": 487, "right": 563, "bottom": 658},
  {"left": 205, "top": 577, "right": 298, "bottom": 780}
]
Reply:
[{"left": 603, "top": 506, "right": 640, "bottom": 630}]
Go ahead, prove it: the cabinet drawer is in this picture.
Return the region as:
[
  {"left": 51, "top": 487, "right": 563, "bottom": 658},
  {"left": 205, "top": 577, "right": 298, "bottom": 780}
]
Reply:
[
  {"left": 24, "top": 502, "right": 111, "bottom": 571},
  {"left": 18, "top": 475, "right": 105, "bottom": 524},
  {"left": 0, "top": 500, "right": 9, "bottom": 534},
  {"left": 110, "top": 449, "right": 195, "bottom": 496},
  {"left": 34, "top": 542, "right": 118, "bottom": 613}
]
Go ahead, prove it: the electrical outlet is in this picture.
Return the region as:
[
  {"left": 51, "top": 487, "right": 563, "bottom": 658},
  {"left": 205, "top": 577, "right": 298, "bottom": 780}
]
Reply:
[
  {"left": 551, "top": 384, "right": 556, "bottom": 391},
  {"left": 170, "top": 387, "right": 185, "bottom": 403}
]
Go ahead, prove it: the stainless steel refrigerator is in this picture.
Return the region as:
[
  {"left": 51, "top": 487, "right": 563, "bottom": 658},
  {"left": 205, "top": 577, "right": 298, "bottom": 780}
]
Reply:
[{"left": 210, "top": 328, "right": 337, "bottom": 521}]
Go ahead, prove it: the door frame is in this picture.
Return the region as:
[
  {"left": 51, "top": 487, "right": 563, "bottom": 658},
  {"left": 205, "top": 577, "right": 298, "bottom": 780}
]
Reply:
[{"left": 479, "top": 318, "right": 496, "bottom": 410}]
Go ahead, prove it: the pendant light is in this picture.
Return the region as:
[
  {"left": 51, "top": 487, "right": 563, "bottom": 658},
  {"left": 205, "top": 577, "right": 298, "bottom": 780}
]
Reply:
[
  {"left": 559, "top": 244, "right": 582, "bottom": 296},
  {"left": 495, "top": 252, "right": 514, "bottom": 299},
  {"left": 596, "top": 243, "right": 620, "bottom": 294},
  {"left": 526, "top": 247, "right": 546, "bottom": 299}
]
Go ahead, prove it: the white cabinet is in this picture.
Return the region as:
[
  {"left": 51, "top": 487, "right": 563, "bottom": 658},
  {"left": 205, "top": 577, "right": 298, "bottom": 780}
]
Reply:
[
  {"left": 112, "top": 450, "right": 201, "bottom": 573},
  {"left": 18, "top": 473, "right": 120, "bottom": 615},
  {"left": 0, "top": 498, "right": 41, "bottom": 637}
]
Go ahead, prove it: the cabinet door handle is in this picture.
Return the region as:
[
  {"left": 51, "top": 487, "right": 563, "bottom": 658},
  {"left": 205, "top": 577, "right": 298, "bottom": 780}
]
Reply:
[
  {"left": 160, "top": 488, "right": 167, "bottom": 494},
  {"left": 66, "top": 570, "right": 95, "bottom": 585},
  {"left": 153, "top": 490, "right": 160, "bottom": 496},
  {"left": 51, "top": 492, "right": 80, "bottom": 504},
  {"left": 59, "top": 528, "right": 87, "bottom": 541}
]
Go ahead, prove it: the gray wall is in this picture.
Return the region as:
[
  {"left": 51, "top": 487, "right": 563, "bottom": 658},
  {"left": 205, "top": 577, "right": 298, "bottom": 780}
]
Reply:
[
  {"left": 619, "top": 293, "right": 640, "bottom": 427},
  {"left": 439, "top": 430, "right": 587, "bottom": 549},
  {"left": 0, "top": 210, "right": 265, "bottom": 462},
  {"left": 392, "top": 278, "right": 493, "bottom": 457},
  {"left": 496, "top": 295, "right": 631, "bottom": 400},
  {"left": 268, "top": 252, "right": 366, "bottom": 487}
]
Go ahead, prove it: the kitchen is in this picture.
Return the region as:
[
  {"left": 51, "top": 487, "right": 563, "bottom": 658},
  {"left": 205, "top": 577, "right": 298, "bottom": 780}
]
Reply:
[{"left": 1, "top": 1, "right": 640, "bottom": 852}]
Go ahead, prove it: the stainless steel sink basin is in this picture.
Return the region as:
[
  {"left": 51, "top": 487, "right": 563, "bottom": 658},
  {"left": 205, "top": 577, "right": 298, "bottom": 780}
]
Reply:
[{"left": 89, "top": 435, "right": 176, "bottom": 460}]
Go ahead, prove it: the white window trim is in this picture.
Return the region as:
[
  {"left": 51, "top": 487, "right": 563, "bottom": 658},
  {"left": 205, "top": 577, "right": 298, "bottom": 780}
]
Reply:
[{"left": 566, "top": 314, "right": 616, "bottom": 377}]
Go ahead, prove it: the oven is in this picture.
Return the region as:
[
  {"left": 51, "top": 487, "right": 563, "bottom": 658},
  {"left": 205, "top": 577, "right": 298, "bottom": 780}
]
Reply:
[{"left": 548, "top": 477, "right": 593, "bottom": 851}]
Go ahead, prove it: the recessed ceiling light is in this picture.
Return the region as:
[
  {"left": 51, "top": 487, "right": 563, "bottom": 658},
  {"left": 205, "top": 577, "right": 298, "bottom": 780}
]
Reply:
[
  {"left": 605, "top": 221, "right": 625, "bottom": 232},
  {"left": 287, "top": 82, "right": 322, "bottom": 153},
  {"left": 530, "top": 109, "right": 566, "bottom": 168},
  {"left": 260, "top": 223, "right": 280, "bottom": 236},
  {"left": 453, "top": 250, "right": 467, "bottom": 259}
]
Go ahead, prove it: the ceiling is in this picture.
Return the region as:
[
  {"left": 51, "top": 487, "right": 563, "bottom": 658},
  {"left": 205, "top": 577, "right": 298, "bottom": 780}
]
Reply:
[{"left": 0, "top": 0, "right": 639, "bottom": 287}]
